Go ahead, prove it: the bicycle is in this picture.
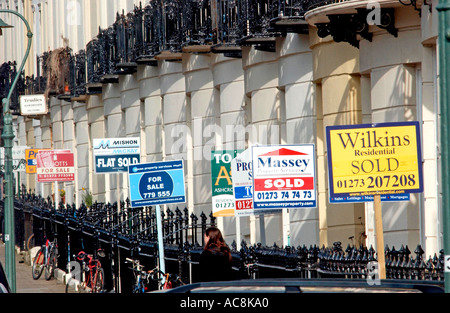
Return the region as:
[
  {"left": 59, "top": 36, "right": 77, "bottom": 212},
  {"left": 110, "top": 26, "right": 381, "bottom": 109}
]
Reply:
[
  {"left": 166, "top": 273, "right": 186, "bottom": 289},
  {"left": 31, "top": 237, "right": 58, "bottom": 280},
  {"left": 126, "top": 258, "right": 152, "bottom": 293},
  {"left": 146, "top": 265, "right": 185, "bottom": 290},
  {"left": 65, "top": 249, "right": 106, "bottom": 293}
]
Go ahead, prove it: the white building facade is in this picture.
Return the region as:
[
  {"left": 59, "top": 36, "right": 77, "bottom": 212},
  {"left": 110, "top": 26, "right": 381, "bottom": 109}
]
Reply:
[{"left": 0, "top": 0, "right": 443, "bottom": 259}]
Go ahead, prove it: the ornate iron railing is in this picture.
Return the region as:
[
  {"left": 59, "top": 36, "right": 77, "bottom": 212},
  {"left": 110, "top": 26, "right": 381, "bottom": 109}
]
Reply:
[
  {"left": 5, "top": 188, "right": 445, "bottom": 292},
  {"left": 3, "top": 0, "right": 401, "bottom": 107},
  {"left": 0, "top": 61, "right": 25, "bottom": 113}
]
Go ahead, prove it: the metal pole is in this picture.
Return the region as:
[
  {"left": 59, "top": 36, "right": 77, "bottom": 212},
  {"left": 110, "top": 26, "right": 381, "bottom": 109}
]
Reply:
[
  {"left": 0, "top": 9, "right": 33, "bottom": 293},
  {"left": 156, "top": 204, "right": 166, "bottom": 287},
  {"left": 437, "top": 0, "right": 450, "bottom": 293}
]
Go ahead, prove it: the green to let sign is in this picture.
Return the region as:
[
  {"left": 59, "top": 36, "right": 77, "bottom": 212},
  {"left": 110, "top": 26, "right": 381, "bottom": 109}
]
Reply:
[{"left": 211, "top": 150, "right": 241, "bottom": 217}]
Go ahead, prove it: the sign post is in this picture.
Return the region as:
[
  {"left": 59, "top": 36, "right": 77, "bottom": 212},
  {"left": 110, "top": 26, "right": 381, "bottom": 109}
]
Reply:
[
  {"left": 373, "top": 194, "right": 386, "bottom": 279},
  {"left": 326, "top": 122, "right": 423, "bottom": 280},
  {"left": 231, "top": 148, "right": 254, "bottom": 249},
  {"left": 437, "top": 0, "right": 450, "bottom": 293},
  {"left": 251, "top": 145, "right": 316, "bottom": 247},
  {"left": 128, "top": 160, "right": 186, "bottom": 286}
]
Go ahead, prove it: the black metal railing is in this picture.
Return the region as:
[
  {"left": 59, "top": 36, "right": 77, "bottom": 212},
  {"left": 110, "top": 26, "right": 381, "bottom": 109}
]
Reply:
[
  {"left": 4, "top": 0, "right": 401, "bottom": 101},
  {"left": 2, "top": 187, "right": 444, "bottom": 293},
  {"left": 5, "top": 0, "right": 320, "bottom": 102},
  {"left": 0, "top": 61, "right": 25, "bottom": 113}
]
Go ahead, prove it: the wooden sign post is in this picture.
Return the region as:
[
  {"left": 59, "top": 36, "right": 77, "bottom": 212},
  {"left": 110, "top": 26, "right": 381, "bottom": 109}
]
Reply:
[{"left": 374, "top": 194, "right": 386, "bottom": 279}]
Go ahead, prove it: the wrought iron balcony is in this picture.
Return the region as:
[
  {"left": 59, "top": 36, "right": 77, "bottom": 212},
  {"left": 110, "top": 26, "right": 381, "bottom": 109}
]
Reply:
[
  {"left": 5, "top": 0, "right": 402, "bottom": 102},
  {"left": 182, "top": 0, "right": 213, "bottom": 48},
  {"left": 69, "top": 49, "right": 86, "bottom": 98},
  {"left": 0, "top": 61, "right": 26, "bottom": 114}
]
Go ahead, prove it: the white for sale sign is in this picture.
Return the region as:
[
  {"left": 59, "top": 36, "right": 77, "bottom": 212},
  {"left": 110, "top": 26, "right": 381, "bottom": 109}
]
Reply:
[
  {"left": 252, "top": 145, "right": 317, "bottom": 210},
  {"left": 231, "top": 149, "right": 254, "bottom": 217}
]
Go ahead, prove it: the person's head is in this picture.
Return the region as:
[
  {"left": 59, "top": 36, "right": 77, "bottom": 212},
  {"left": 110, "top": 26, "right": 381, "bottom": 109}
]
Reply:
[
  {"left": 203, "top": 226, "right": 231, "bottom": 260},
  {"left": 204, "top": 226, "right": 225, "bottom": 249}
]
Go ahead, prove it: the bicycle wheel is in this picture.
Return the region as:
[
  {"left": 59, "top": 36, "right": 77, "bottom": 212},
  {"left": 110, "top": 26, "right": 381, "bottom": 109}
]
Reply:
[
  {"left": 31, "top": 247, "right": 45, "bottom": 280},
  {"left": 26, "top": 233, "right": 35, "bottom": 251},
  {"left": 44, "top": 247, "right": 57, "bottom": 280},
  {"left": 93, "top": 268, "right": 105, "bottom": 293}
]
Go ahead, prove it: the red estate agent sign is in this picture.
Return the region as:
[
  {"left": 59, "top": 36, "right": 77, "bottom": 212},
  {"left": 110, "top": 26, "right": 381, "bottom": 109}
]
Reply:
[
  {"left": 252, "top": 145, "right": 317, "bottom": 210},
  {"left": 36, "top": 150, "right": 75, "bottom": 182}
]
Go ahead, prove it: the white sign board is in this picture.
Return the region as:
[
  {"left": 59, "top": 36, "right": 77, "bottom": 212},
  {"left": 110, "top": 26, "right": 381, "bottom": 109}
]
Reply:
[
  {"left": 252, "top": 145, "right": 317, "bottom": 210},
  {"left": 20, "top": 94, "right": 48, "bottom": 115},
  {"left": 0, "top": 146, "right": 30, "bottom": 172},
  {"left": 93, "top": 137, "right": 141, "bottom": 173}
]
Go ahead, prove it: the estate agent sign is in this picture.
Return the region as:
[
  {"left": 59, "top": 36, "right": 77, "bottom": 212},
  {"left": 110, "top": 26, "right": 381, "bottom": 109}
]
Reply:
[
  {"left": 326, "top": 122, "right": 423, "bottom": 198},
  {"left": 252, "top": 145, "right": 317, "bottom": 210}
]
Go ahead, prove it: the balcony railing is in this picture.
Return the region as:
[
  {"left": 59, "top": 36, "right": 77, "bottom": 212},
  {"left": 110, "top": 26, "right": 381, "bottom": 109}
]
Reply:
[{"left": 1, "top": 0, "right": 400, "bottom": 102}]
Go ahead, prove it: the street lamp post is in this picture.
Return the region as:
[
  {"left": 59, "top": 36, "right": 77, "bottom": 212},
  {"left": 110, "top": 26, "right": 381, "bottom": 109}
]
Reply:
[
  {"left": 437, "top": 0, "right": 450, "bottom": 293},
  {"left": 0, "top": 10, "right": 33, "bottom": 294}
]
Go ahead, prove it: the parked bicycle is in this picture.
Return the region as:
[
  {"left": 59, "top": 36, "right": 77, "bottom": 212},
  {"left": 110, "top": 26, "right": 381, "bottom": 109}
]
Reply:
[
  {"left": 126, "top": 258, "right": 152, "bottom": 293},
  {"left": 65, "top": 249, "right": 106, "bottom": 293},
  {"left": 145, "top": 264, "right": 185, "bottom": 291},
  {"left": 31, "top": 236, "right": 58, "bottom": 280},
  {"left": 164, "top": 273, "right": 186, "bottom": 290}
]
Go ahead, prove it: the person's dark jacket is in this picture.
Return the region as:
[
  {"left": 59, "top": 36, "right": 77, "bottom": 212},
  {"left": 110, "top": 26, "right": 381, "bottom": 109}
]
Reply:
[{"left": 199, "top": 246, "right": 232, "bottom": 282}]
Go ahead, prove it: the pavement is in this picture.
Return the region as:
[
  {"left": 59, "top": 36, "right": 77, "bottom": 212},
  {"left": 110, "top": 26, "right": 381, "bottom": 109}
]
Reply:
[{"left": 0, "top": 241, "right": 67, "bottom": 293}]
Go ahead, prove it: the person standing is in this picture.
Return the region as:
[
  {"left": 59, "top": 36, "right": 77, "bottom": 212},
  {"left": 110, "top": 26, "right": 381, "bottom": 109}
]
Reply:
[{"left": 198, "top": 226, "right": 233, "bottom": 282}]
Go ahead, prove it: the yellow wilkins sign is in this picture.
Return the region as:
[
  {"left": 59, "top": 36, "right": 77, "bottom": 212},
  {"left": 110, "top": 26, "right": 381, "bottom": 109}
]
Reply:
[{"left": 326, "top": 122, "right": 423, "bottom": 198}]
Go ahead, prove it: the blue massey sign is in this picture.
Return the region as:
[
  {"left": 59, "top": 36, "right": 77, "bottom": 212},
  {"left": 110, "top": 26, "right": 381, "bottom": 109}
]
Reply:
[
  {"left": 128, "top": 160, "right": 186, "bottom": 208},
  {"left": 93, "top": 138, "right": 141, "bottom": 173}
]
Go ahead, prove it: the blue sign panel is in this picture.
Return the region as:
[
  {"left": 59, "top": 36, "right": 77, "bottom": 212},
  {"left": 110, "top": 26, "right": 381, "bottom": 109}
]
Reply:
[{"left": 128, "top": 160, "right": 186, "bottom": 208}]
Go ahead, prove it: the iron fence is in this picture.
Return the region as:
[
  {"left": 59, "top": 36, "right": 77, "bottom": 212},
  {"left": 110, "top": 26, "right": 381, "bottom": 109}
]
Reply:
[{"left": 0, "top": 188, "right": 444, "bottom": 293}]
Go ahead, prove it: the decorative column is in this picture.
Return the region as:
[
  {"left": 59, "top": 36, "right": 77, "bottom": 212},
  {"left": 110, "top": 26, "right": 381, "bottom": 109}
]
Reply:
[
  {"left": 119, "top": 73, "right": 140, "bottom": 201},
  {"left": 359, "top": 5, "right": 423, "bottom": 249},
  {"left": 310, "top": 32, "right": 365, "bottom": 247},
  {"left": 87, "top": 94, "right": 105, "bottom": 203},
  {"left": 210, "top": 53, "right": 247, "bottom": 244},
  {"left": 32, "top": 119, "right": 43, "bottom": 196},
  {"left": 39, "top": 114, "right": 53, "bottom": 197},
  {"left": 138, "top": 65, "right": 162, "bottom": 163},
  {"left": 183, "top": 52, "right": 214, "bottom": 218},
  {"left": 159, "top": 58, "right": 188, "bottom": 210},
  {"left": 278, "top": 33, "right": 319, "bottom": 247},
  {"left": 103, "top": 82, "right": 122, "bottom": 203},
  {"left": 50, "top": 97, "right": 63, "bottom": 204},
  {"left": 242, "top": 46, "right": 282, "bottom": 246},
  {"left": 62, "top": 98, "right": 76, "bottom": 205},
  {"left": 73, "top": 100, "right": 89, "bottom": 208}
]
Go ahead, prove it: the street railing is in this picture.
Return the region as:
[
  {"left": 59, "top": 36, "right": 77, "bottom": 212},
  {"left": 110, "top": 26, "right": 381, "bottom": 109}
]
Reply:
[{"left": 0, "top": 188, "right": 444, "bottom": 292}]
